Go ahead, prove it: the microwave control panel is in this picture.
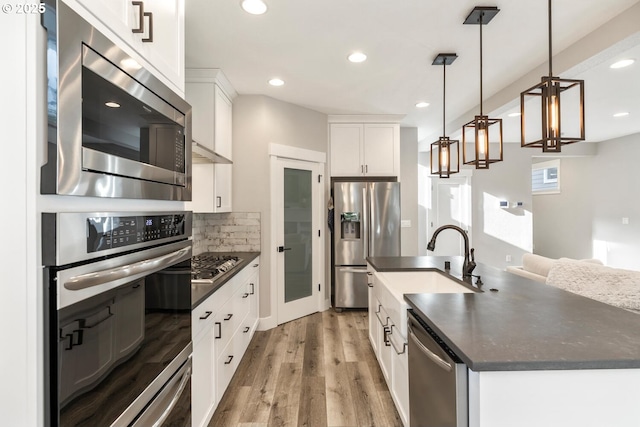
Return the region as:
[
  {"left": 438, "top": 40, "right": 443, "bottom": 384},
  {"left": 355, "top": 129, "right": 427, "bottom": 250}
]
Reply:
[{"left": 87, "top": 214, "right": 186, "bottom": 253}]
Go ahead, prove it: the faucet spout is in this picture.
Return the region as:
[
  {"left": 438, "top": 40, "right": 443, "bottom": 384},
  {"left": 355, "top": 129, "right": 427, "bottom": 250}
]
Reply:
[{"left": 427, "top": 224, "right": 476, "bottom": 278}]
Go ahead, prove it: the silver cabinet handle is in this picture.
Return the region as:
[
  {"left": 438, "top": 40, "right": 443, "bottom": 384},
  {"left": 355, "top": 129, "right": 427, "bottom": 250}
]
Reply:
[
  {"left": 215, "top": 322, "right": 221, "bottom": 339},
  {"left": 65, "top": 245, "right": 190, "bottom": 291},
  {"left": 408, "top": 323, "right": 452, "bottom": 372},
  {"left": 250, "top": 283, "right": 255, "bottom": 295},
  {"left": 375, "top": 305, "right": 389, "bottom": 327},
  {"left": 388, "top": 325, "right": 407, "bottom": 355},
  {"left": 216, "top": 196, "right": 222, "bottom": 208},
  {"left": 242, "top": 293, "right": 249, "bottom": 298},
  {"left": 142, "top": 11, "right": 153, "bottom": 42},
  {"left": 365, "top": 164, "right": 368, "bottom": 173}
]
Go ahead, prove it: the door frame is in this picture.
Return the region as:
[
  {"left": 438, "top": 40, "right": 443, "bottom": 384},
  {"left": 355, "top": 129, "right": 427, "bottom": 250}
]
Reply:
[
  {"left": 268, "top": 144, "right": 327, "bottom": 327},
  {"left": 428, "top": 169, "right": 473, "bottom": 255}
]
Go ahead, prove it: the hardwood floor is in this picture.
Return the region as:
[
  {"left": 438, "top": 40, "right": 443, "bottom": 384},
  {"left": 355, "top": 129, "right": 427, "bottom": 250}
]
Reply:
[{"left": 209, "top": 310, "right": 403, "bottom": 427}]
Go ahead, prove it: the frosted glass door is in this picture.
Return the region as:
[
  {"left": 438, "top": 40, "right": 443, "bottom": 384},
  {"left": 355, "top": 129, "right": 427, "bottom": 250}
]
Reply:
[{"left": 284, "top": 168, "right": 313, "bottom": 302}]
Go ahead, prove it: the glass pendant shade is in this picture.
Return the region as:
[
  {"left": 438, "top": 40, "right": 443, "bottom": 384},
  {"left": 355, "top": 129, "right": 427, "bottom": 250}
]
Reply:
[
  {"left": 431, "top": 137, "right": 459, "bottom": 178},
  {"left": 520, "top": 0, "right": 585, "bottom": 152},
  {"left": 462, "top": 115, "right": 503, "bottom": 169}
]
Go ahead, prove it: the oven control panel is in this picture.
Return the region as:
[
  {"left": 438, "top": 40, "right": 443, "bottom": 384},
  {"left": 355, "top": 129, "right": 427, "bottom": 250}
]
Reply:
[{"left": 87, "top": 214, "right": 186, "bottom": 253}]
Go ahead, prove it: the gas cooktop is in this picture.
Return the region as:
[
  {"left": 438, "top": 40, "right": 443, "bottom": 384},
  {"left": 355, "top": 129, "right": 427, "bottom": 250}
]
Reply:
[{"left": 191, "top": 253, "right": 243, "bottom": 283}]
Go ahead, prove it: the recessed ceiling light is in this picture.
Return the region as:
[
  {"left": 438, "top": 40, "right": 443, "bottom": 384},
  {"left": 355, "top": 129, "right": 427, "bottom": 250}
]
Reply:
[
  {"left": 241, "top": 0, "right": 267, "bottom": 15},
  {"left": 348, "top": 52, "right": 367, "bottom": 63},
  {"left": 105, "top": 101, "right": 121, "bottom": 108},
  {"left": 415, "top": 102, "right": 430, "bottom": 108},
  {"left": 610, "top": 59, "right": 635, "bottom": 69},
  {"left": 613, "top": 112, "right": 629, "bottom": 117},
  {"left": 268, "top": 78, "right": 284, "bottom": 86},
  {"left": 508, "top": 112, "right": 521, "bottom": 117}
]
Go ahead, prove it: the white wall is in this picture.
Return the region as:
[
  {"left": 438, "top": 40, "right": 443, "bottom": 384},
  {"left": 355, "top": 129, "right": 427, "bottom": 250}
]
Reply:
[
  {"left": 232, "top": 95, "right": 328, "bottom": 320},
  {"left": 469, "top": 144, "right": 533, "bottom": 270},
  {"left": 400, "top": 127, "right": 419, "bottom": 256},
  {"left": 591, "top": 133, "right": 640, "bottom": 269},
  {"left": 532, "top": 156, "right": 596, "bottom": 260}
]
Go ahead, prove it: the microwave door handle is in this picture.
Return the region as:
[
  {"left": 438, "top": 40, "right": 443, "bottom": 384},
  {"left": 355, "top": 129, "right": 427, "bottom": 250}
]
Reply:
[{"left": 64, "top": 246, "right": 191, "bottom": 291}]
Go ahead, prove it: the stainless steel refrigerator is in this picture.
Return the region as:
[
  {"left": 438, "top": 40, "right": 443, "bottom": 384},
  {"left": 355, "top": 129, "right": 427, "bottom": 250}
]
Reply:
[{"left": 332, "top": 181, "right": 401, "bottom": 309}]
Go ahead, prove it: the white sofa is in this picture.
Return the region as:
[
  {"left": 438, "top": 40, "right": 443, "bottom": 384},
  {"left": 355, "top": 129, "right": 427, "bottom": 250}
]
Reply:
[
  {"left": 507, "top": 253, "right": 640, "bottom": 313},
  {"left": 506, "top": 253, "right": 603, "bottom": 283}
]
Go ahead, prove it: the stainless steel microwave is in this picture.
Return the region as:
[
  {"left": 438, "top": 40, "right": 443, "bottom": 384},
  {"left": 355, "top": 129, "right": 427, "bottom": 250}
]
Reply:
[{"left": 41, "top": 2, "right": 192, "bottom": 201}]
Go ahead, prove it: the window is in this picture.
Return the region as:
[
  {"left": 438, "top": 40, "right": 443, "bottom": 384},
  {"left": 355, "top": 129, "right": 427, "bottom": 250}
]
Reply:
[{"left": 532, "top": 159, "right": 560, "bottom": 194}]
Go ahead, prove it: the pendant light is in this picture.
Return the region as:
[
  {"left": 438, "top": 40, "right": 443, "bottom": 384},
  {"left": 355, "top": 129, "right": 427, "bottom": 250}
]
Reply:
[
  {"left": 520, "top": 0, "right": 585, "bottom": 152},
  {"left": 431, "top": 53, "right": 459, "bottom": 178},
  {"left": 462, "top": 6, "right": 503, "bottom": 169}
]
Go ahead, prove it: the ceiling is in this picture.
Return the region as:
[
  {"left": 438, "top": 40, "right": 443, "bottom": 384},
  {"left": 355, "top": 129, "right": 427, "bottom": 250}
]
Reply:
[{"left": 185, "top": 0, "right": 640, "bottom": 150}]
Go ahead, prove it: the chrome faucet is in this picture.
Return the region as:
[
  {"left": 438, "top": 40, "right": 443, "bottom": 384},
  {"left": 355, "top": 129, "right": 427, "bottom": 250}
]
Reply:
[{"left": 427, "top": 225, "right": 476, "bottom": 278}]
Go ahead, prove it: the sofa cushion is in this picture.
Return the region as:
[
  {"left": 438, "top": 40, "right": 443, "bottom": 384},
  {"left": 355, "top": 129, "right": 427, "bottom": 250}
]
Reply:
[
  {"left": 522, "top": 253, "right": 556, "bottom": 278},
  {"left": 546, "top": 259, "right": 640, "bottom": 312}
]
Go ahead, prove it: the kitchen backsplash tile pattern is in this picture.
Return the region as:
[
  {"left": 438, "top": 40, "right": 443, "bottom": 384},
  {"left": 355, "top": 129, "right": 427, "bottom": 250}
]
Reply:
[{"left": 193, "top": 212, "right": 261, "bottom": 255}]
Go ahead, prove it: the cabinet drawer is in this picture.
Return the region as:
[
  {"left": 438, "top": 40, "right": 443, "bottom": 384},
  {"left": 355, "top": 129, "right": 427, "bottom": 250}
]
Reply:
[
  {"left": 216, "top": 335, "right": 239, "bottom": 399},
  {"left": 213, "top": 286, "right": 250, "bottom": 357}
]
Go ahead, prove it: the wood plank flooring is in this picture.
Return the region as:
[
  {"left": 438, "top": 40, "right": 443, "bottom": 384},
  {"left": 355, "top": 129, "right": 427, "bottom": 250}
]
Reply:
[{"left": 209, "top": 310, "right": 402, "bottom": 427}]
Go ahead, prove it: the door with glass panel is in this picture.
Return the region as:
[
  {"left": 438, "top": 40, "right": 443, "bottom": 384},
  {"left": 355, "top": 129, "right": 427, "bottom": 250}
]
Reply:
[{"left": 276, "top": 158, "right": 322, "bottom": 324}]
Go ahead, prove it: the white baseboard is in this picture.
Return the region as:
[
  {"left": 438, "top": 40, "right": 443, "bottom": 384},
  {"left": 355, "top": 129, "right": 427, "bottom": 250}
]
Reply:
[{"left": 257, "top": 315, "right": 277, "bottom": 331}]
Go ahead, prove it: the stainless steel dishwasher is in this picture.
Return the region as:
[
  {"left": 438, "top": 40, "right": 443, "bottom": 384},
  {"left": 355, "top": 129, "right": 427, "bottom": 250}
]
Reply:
[{"left": 407, "top": 310, "right": 468, "bottom": 427}]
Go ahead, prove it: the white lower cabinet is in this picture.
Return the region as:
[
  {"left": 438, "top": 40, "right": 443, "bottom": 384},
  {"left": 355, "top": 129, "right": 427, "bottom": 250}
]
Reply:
[
  {"left": 191, "top": 256, "right": 260, "bottom": 427},
  {"left": 367, "top": 268, "right": 409, "bottom": 427}
]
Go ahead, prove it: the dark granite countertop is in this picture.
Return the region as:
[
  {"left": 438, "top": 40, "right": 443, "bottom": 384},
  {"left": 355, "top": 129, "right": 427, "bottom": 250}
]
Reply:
[
  {"left": 367, "top": 256, "right": 640, "bottom": 371},
  {"left": 192, "top": 252, "right": 260, "bottom": 308}
]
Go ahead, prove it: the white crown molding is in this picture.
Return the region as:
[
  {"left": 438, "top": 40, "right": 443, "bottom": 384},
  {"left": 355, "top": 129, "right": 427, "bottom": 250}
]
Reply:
[
  {"left": 328, "top": 114, "right": 405, "bottom": 124},
  {"left": 185, "top": 68, "right": 238, "bottom": 100}
]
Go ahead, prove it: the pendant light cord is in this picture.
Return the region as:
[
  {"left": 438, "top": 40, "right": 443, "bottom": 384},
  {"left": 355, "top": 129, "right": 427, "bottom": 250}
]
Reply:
[
  {"left": 442, "top": 62, "right": 446, "bottom": 136},
  {"left": 548, "top": 0, "right": 553, "bottom": 77},
  {"left": 479, "top": 12, "right": 483, "bottom": 116}
]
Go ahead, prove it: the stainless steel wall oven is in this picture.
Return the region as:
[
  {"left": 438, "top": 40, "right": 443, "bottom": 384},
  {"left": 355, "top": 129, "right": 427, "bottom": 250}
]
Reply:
[
  {"left": 43, "top": 211, "right": 193, "bottom": 427},
  {"left": 41, "top": 1, "right": 192, "bottom": 200}
]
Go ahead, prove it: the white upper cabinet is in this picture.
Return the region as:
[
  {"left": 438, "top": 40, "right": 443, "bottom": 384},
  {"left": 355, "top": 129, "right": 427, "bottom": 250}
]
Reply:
[
  {"left": 329, "top": 117, "right": 402, "bottom": 178},
  {"left": 69, "top": 0, "right": 185, "bottom": 95},
  {"left": 186, "top": 69, "right": 236, "bottom": 213}
]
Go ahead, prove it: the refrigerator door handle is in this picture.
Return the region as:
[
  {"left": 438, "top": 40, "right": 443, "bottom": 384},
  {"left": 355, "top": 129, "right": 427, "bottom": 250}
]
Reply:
[
  {"left": 362, "top": 186, "right": 368, "bottom": 258},
  {"left": 338, "top": 267, "right": 368, "bottom": 274}
]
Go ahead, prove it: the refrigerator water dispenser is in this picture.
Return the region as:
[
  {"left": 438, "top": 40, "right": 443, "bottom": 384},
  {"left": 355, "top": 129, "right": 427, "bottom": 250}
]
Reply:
[{"left": 340, "top": 212, "right": 361, "bottom": 240}]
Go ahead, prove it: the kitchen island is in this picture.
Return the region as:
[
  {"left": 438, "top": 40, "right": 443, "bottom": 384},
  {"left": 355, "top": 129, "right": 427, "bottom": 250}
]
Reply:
[{"left": 367, "top": 256, "right": 640, "bottom": 427}]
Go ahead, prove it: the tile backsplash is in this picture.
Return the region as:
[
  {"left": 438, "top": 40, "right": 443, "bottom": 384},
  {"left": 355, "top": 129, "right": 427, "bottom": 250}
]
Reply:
[{"left": 193, "top": 212, "right": 261, "bottom": 255}]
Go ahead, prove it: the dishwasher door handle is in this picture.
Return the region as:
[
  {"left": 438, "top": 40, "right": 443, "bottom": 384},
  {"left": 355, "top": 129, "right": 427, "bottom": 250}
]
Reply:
[{"left": 408, "top": 323, "right": 452, "bottom": 372}]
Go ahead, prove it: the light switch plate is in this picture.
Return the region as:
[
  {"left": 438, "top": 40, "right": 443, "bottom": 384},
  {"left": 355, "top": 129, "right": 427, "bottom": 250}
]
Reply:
[{"left": 401, "top": 220, "right": 411, "bottom": 228}]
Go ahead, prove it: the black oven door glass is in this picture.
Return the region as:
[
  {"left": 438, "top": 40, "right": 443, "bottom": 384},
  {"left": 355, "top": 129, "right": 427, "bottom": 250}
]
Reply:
[
  {"left": 56, "top": 271, "right": 191, "bottom": 427},
  {"left": 81, "top": 67, "right": 185, "bottom": 174}
]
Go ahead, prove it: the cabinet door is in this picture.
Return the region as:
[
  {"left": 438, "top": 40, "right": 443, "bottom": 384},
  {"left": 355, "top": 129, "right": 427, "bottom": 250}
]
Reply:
[
  {"left": 246, "top": 263, "right": 259, "bottom": 332},
  {"left": 71, "top": 0, "right": 184, "bottom": 94},
  {"left": 368, "top": 284, "right": 377, "bottom": 353},
  {"left": 363, "top": 124, "right": 398, "bottom": 176},
  {"left": 186, "top": 81, "right": 216, "bottom": 151},
  {"left": 330, "top": 124, "right": 364, "bottom": 176},
  {"left": 192, "top": 325, "right": 216, "bottom": 427},
  {"left": 213, "top": 164, "right": 232, "bottom": 213},
  {"left": 136, "top": 0, "right": 185, "bottom": 94},
  {"left": 390, "top": 333, "right": 410, "bottom": 427},
  {"left": 187, "top": 164, "right": 215, "bottom": 213},
  {"left": 214, "top": 85, "right": 233, "bottom": 160}
]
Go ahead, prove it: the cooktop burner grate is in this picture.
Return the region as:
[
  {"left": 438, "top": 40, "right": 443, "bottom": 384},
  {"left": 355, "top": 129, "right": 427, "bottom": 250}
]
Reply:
[{"left": 191, "top": 254, "right": 242, "bottom": 281}]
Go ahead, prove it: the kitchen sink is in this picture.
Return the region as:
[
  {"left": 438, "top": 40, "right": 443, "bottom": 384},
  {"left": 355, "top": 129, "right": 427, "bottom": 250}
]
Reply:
[{"left": 374, "top": 271, "right": 477, "bottom": 340}]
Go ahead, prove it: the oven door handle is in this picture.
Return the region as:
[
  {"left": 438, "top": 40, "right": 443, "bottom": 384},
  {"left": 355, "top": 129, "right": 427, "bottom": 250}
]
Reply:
[
  {"left": 64, "top": 246, "right": 191, "bottom": 291},
  {"left": 150, "top": 360, "right": 191, "bottom": 427}
]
